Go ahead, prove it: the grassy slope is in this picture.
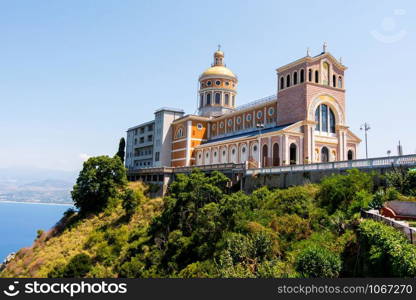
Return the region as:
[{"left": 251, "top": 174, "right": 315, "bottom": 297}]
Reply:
[{"left": 1, "top": 182, "right": 163, "bottom": 278}]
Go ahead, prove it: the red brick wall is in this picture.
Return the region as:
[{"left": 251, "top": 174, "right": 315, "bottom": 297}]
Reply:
[{"left": 277, "top": 84, "right": 307, "bottom": 125}]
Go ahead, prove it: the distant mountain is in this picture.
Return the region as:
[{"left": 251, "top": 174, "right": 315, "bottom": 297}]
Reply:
[
  {"left": 0, "top": 167, "right": 78, "bottom": 204},
  {"left": 0, "top": 167, "right": 78, "bottom": 184},
  {"left": 20, "top": 179, "right": 74, "bottom": 191}
]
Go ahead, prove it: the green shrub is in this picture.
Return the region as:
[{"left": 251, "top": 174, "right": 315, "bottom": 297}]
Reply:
[
  {"left": 36, "top": 230, "right": 44, "bottom": 240},
  {"left": 358, "top": 220, "right": 416, "bottom": 277},
  {"left": 49, "top": 254, "right": 93, "bottom": 278},
  {"left": 386, "top": 168, "right": 416, "bottom": 196},
  {"left": 122, "top": 188, "right": 143, "bottom": 217},
  {"left": 295, "top": 245, "right": 341, "bottom": 278},
  {"left": 319, "top": 169, "right": 373, "bottom": 214},
  {"left": 270, "top": 214, "right": 312, "bottom": 247},
  {"left": 265, "top": 185, "right": 317, "bottom": 218},
  {"left": 178, "top": 261, "right": 216, "bottom": 278},
  {"left": 348, "top": 190, "right": 373, "bottom": 216}
]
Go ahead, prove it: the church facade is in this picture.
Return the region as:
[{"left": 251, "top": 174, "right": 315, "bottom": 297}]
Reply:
[{"left": 126, "top": 45, "right": 361, "bottom": 170}]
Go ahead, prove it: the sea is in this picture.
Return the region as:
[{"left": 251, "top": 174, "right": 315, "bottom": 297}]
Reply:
[{"left": 0, "top": 201, "right": 73, "bottom": 262}]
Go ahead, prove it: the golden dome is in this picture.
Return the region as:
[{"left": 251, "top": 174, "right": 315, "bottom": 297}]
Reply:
[
  {"left": 214, "top": 50, "right": 224, "bottom": 57},
  {"left": 200, "top": 65, "right": 236, "bottom": 79}
]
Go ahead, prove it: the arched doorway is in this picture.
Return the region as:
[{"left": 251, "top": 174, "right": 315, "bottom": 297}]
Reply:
[
  {"left": 272, "top": 143, "right": 280, "bottom": 166},
  {"left": 321, "top": 147, "right": 329, "bottom": 163},
  {"left": 262, "top": 144, "right": 268, "bottom": 167},
  {"left": 290, "top": 143, "right": 297, "bottom": 165},
  {"left": 348, "top": 150, "right": 353, "bottom": 161}
]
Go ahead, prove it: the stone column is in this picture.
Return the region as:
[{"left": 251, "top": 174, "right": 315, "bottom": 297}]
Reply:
[{"left": 283, "top": 134, "right": 289, "bottom": 165}]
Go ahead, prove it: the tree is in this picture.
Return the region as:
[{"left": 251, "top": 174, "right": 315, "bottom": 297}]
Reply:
[
  {"left": 318, "top": 169, "right": 373, "bottom": 214},
  {"left": 295, "top": 245, "right": 341, "bottom": 278},
  {"left": 71, "top": 156, "right": 127, "bottom": 214},
  {"left": 386, "top": 168, "right": 416, "bottom": 196},
  {"left": 116, "top": 137, "right": 126, "bottom": 164}
]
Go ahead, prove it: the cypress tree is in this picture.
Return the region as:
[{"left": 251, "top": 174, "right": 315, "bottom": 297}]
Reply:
[{"left": 116, "top": 137, "right": 126, "bottom": 164}]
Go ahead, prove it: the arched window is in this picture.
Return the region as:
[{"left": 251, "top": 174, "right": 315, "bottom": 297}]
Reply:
[
  {"left": 262, "top": 144, "right": 268, "bottom": 167},
  {"left": 332, "top": 75, "right": 336, "bottom": 87},
  {"left": 293, "top": 72, "right": 298, "bottom": 85},
  {"left": 200, "top": 94, "right": 204, "bottom": 107},
  {"left": 347, "top": 150, "right": 353, "bottom": 160},
  {"left": 176, "top": 127, "right": 184, "bottom": 138},
  {"left": 323, "top": 62, "right": 330, "bottom": 85},
  {"left": 315, "top": 104, "right": 336, "bottom": 133},
  {"left": 206, "top": 93, "right": 211, "bottom": 105},
  {"left": 272, "top": 143, "right": 280, "bottom": 166},
  {"left": 315, "top": 70, "right": 319, "bottom": 83},
  {"left": 240, "top": 145, "right": 248, "bottom": 163},
  {"left": 300, "top": 69, "right": 305, "bottom": 83},
  {"left": 338, "top": 76, "right": 342, "bottom": 88},
  {"left": 286, "top": 74, "right": 291, "bottom": 87},
  {"left": 280, "top": 77, "right": 284, "bottom": 90},
  {"left": 290, "top": 143, "right": 297, "bottom": 165},
  {"left": 329, "top": 109, "right": 336, "bottom": 133},
  {"left": 215, "top": 93, "right": 221, "bottom": 104},
  {"left": 225, "top": 94, "right": 229, "bottom": 105},
  {"left": 308, "top": 69, "right": 312, "bottom": 81},
  {"left": 321, "top": 147, "right": 329, "bottom": 162}
]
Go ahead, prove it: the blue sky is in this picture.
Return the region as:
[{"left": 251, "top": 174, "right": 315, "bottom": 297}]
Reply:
[{"left": 1, "top": 0, "right": 415, "bottom": 171}]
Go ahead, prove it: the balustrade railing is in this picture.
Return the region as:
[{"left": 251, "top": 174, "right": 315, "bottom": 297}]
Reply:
[
  {"left": 128, "top": 154, "right": 416, "bottom": 176},
  {"left": 246, "top": 154, "right": 416, "bottom": 175}
]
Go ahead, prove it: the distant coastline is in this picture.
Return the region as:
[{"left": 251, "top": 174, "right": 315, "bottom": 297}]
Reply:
[{"left": 0, "top": 200, "right": 73, "bottom": 206}]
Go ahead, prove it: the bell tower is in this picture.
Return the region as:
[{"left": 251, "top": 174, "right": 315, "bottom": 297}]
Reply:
[{"left": 198, "top": 47, "right": 238, "bottom": 117}]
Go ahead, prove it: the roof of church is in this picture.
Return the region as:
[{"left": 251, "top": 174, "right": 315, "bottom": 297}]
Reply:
[{"left": 201, "top": 123, "right": 293, "bottom": 146}]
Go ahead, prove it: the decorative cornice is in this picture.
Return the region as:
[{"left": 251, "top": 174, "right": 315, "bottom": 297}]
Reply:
[
  {"left": 276, "top": 52, "right": 347, "bottom": 73},
  {"left": 172, "top": 114, "right": 210, "bottom": 124}
]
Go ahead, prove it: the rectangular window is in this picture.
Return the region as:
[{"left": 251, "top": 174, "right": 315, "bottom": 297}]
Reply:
[
  {"left": 148, "top": 124, "right": 153, "bottom": 131},
  {"left": 140, "top": 137, "right": 144, "bottom": 143},
  {"left": 155, "top": 152, "right": 160, "bottom": 161},
  {"left": 140, "top": 128, "right": 145, "bottom": 134},
  {"left": 148, "top": 135, "right": 153, "bottom": 142}
]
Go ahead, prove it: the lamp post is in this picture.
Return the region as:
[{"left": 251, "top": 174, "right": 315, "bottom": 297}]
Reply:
[
  {"left": 256, "top": 123, "right": 264, "bottom": 168},
  {"left": 360, "top": 123, "right": 370, "bottom": 159}
]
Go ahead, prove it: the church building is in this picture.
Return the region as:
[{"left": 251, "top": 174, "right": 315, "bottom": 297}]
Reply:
[{"left": 126, "top": 44, "right": 361, "bottom": 170}]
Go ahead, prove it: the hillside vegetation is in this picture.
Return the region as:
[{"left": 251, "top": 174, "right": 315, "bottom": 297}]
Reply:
[{"left": 2, "top": 156, "right": 416, "bottom": 278}]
